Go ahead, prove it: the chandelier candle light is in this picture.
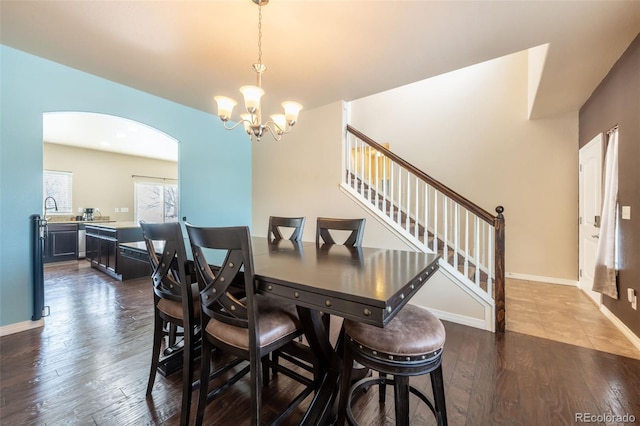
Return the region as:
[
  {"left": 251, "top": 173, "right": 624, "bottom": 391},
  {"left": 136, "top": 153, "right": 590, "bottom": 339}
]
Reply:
[{"left": 214, "top": 0, "right": 302, "bottom": 141}]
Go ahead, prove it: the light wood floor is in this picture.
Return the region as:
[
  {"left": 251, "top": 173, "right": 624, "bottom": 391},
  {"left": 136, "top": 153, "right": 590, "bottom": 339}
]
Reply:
[{"left": 506, "top": 278, "right": 640, "bottom": 360}]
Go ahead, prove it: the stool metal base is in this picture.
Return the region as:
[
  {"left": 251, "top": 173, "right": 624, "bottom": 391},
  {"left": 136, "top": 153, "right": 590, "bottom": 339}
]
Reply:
[{"left": 345, "top": 375, "right": 443, "bottom": 426}]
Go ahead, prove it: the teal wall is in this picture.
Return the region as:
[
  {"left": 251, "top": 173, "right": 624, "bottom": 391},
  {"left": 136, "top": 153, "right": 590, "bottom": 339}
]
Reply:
[{"left": 0, "top": 45, "right": 251, "bottom": 327}]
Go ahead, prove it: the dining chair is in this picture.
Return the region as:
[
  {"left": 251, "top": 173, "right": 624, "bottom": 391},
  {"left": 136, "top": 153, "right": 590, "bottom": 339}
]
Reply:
[
  {"left": 140, "top": 221, "right": 199, "bottom": 426},
  {"left": 337, "top": 304, "right": 448, "bottom": 426},
  {"left": 186, "top": 224, "right": 314, "bottom": 426},
  {"left": 314, "top": 217, "right": 366, "bottom": 337},
  {"left": 316, "top": 217, "right": 366, "bottom": 247},
  {"left": 268, "top": 216, "right": 306, "bottom": 242}
]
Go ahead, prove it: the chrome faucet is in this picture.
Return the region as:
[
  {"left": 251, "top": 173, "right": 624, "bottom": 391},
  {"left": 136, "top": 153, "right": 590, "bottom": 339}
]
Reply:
[{"left": 44, "top": 196, "right": 58, "bottom": 214}]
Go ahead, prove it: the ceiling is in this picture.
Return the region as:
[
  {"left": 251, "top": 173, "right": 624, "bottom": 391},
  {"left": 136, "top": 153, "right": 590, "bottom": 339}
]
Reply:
[
  {"left": 43, "top": 112, "right": 179, "bottom": 162},
  {"left": 2, "top": 1, "right": 640, "bottom": 154}
]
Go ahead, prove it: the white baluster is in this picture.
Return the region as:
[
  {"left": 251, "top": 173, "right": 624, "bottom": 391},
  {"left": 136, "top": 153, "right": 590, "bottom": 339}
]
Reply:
[
  {"left": 405, "top": 171, "right": 411, "bottom": 232},
  {"left": 433, "top": 191, "right": 438, "bottom": 253},
  {"left": 382, "top": 153, "right": 387, "bottom": 216},
  {"left": 390, "top": 162, "right": 395, "bottom": 223},
  {"left": 464, "top": 209, "right": 469, "bottom": 279},
  {"left": 397, "top": 167, "right": 403, "bottom": 226},
  {"left": 414, "top": 177, "right": 419, "bottom": 239},
  {"left": 474, "top": 216, "right": 480, "bottom": 287},
  {"left": 454, "top": 203, "right": 459, "bottom": 270},
  {"left": 424, "top": 184, "right": 430, "bottom": 250},
  {"left": 443, "top": 196, "right": 448, "bottom": 265},
  {"left": 374, "top": 148, "right": 379, "bottom": 208}
]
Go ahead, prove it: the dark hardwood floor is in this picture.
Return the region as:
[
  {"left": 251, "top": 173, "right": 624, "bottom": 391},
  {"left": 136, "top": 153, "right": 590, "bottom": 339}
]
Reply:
[{"left": 1, "top": 260, "right": 639, "bottom": 425}]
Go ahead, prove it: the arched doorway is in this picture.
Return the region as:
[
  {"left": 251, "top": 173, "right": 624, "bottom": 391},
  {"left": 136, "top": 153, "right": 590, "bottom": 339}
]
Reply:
[{"left": 43, "top": 111, "right": 179, "bottom": 226}]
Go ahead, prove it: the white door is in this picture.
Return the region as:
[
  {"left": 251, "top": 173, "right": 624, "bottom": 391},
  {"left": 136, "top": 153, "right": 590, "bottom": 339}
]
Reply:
[{"left": 578, "top": 134, "right": 603, "bottom": 306}]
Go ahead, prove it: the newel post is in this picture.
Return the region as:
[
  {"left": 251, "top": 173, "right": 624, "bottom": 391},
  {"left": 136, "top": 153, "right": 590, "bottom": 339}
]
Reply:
[{"left": 494, "top": 206, "right": 506, "bottom": 333}]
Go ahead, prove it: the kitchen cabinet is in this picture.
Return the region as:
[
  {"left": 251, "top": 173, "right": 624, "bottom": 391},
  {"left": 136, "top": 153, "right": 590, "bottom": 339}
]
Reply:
[
  {"left": 85, "top": 223, "right": 143, "bottom": 280},
  {"left": 44, "top": 223, "right": 78, "bottom": 263},
  {"left": 119, "top": 242, "right": 153, "bottom": 281}
]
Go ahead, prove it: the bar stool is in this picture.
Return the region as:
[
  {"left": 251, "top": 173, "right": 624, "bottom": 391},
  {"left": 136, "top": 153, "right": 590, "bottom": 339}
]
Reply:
[{"left": 337, "top": 304, "right": 447, "bottom": 426}]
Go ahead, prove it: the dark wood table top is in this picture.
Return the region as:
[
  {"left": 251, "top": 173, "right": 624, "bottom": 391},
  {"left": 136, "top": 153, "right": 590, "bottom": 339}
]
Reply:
[
  {"left": 251, "top": 237, "right": 440, "bottom": 327},
  {"left": 121, "top": 236, "right": 440, "bottom": 326}
]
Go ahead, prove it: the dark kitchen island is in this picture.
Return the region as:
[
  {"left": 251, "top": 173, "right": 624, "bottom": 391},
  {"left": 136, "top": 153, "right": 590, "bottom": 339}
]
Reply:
[{"left": 85, "top": 222, "right": 145, "bottom": 280}]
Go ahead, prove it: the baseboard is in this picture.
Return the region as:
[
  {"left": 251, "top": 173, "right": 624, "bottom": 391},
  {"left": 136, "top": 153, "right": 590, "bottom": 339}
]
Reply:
[
  {"left": 600, "top": 305, "right": 640, "bottom": 353},
  {"left": 418, "top": 305, "right": 488, "bottom": 331},
  {"left": 506, "top": 272, "right": 577, "bottom": 287},
  {"left": 0, "top": 319, "right": 45, "bottom": 337}
]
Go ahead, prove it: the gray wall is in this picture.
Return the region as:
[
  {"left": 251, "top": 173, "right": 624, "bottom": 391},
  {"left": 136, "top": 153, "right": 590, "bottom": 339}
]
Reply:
[{"left": 579, "top": 33, "right": 640, "bottom": 337}]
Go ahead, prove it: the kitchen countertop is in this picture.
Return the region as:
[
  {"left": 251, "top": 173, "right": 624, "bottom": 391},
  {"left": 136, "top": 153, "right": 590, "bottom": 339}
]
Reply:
[
  {"left": 84, "top": 221, "right": 141, "bottom": 230},
  {"left": 47, "top": 219, "right": 115, "bottom": 225}
]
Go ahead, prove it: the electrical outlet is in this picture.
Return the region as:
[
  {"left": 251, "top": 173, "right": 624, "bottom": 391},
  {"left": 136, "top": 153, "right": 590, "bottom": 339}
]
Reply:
[
  {"left": 115, "top": 208, "right": 120, "bottom": 213},
  {"left": 628, "top": 288, "right": 635, "bottom": 302},
  {"left": 121, "top": 207, "right": 129, "bottom": 213},
  {"left": 633, "top": 295, "right": 637, "bottom": 310},
  {"left": 78, "top": 207, "right": 83, "bottom": 212},
  {"left": 621, "top": 205, "right": 631, "bottom": 220}
]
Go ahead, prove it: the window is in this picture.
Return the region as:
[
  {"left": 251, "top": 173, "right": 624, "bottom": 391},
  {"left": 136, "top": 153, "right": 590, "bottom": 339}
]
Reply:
[
  {"left": 135, "top": 181, "right": 178, "bottom": 223},
  {"left": 43, "top": 170, "right": 73, "bottom": 214}
]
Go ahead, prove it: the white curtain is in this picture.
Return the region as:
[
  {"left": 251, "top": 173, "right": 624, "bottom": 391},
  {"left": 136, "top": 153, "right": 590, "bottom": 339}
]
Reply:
[{"left": 592, "top": 128, "right": 619, "bottom": 299}]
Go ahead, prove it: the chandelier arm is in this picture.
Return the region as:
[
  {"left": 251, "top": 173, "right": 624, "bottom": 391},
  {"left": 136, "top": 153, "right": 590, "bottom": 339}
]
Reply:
[
  {"left": 266, "top": 119, "right": 291, "bottom": 136},
  {"left": 221, "top": 119, "right": 249, "bottom": 131},
  {"left": 263, "top": 122, "right": 283, "bottom": 141}
]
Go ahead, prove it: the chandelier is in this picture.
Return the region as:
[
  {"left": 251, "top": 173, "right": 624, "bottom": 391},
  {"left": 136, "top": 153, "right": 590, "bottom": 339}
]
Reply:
[{"left": 214, "top": 0, "right": 302, "bottom": 142}]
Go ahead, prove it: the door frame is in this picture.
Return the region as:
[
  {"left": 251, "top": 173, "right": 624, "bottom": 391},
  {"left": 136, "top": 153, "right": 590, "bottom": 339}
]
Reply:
[{"left": 578, "top": 133, "right": 604, "bottom": 306}]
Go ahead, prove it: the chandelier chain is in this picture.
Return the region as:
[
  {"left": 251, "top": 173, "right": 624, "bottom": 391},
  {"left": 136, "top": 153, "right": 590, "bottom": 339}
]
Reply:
[{"left": 257, "top": 4, "right": 263, "bottom": 66}]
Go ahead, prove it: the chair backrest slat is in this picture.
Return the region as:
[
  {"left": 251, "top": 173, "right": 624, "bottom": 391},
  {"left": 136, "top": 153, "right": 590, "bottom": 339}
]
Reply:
[
  {"left": 268, "top": 216, "right": 305, "bottom": 242},
  {"left": 316, "top": 217, "right": 366, "bottom": 247},
  {"left": 140, "top": 222, "right": 190, "bottom": 303}
]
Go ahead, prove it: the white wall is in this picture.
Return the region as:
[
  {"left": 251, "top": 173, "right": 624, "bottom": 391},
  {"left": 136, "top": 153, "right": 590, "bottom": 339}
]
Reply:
[
  {"left": 44, "top": 143, "right": 177, "bottom": 222},
  {"left": 349, "top": 51, "right": 578, "bottom": 282},
  {"left": 251, "top": 101, "right": 411, "bottom": 250},
  {"left": 251, "top": 102, "right": 489, "bottom": 326},
  {"left": 251, "top": 50, "right": 579, "bottom": 328}
]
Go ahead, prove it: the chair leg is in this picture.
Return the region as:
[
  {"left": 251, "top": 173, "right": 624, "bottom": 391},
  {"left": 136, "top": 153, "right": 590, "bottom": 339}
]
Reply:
[
  {"left": 379, "top": 372, "right": 387, "bottom": 403},
  {"left": 195, "top": 338, "right": 212, "bottom": 426},
  {"left": 180, "top": 327, "right": 194, "bottom": 426},
  {"left": 262, "top": 356, "right": 270, "bottom": 385},
  {"left": 250, "top": 351, "right": 263, "bottom": 426},
  {"left": 168, "top": 322, "right": 177, "bottom": 347},
  {"left": 337, "top": 338, "right": 354, "bottom": 426},
  {"left": 431, "top": 364, "right": 448, "bottom": 425},
  {"left": 271, "top": 351, "right": 279, "bottom": 378},
  {"left": 393, "top": 375, "right": 410, "bottom": 426},
  {"left": 147, "top": 311, "right": 164, "bottom": 396}
]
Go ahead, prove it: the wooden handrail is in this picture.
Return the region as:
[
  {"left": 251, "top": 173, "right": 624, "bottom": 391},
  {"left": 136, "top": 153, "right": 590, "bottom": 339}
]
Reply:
[
  {"left": 347, "top": 124, "right": 506, "bottom": 332},
  {"left": 347, "top": 125, "right": 495, "bottom": 224}
]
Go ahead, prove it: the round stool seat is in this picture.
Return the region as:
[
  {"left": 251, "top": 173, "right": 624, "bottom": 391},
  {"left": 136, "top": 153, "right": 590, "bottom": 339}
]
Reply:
[
  {"left": 344, "top": 304, "right": 445, "bottom": 363},
  {"left": 339, "top": 305, "right": 448, "bottom": 425}
]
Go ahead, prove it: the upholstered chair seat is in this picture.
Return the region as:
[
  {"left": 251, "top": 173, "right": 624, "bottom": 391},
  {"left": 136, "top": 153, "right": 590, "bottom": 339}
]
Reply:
[
  {"left": 156, "top": 283, "right": 201, "bottom": 320},
  {"left": 205, "top": 295, "right": 301, "bottom": 350}
]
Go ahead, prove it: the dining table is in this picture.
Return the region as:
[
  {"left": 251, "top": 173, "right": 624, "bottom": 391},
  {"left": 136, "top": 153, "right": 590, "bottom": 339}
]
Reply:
[
  {"left": 121, "top": 235, "right": 440, "bottom": 424},
  {"left": 250, "top": 237, "right": 440, "bottom": 425}
]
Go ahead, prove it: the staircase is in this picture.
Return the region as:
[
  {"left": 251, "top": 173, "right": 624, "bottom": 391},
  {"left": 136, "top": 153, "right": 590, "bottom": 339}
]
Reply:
[{"left": 342, "top": 125, "right": 506, "bottom": 332}]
